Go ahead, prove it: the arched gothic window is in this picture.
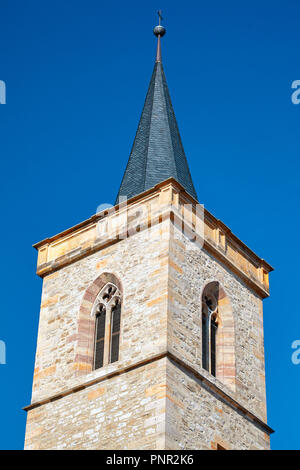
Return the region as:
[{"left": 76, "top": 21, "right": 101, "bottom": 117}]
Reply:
[
  {"left": 202, "top": 289, "right": 219, "bottom": 376},
  {"left": 201, "top": 281, "right": 236, "bottom": 391},
  {"left": 93, "top": 283, "right": 122, "bottom": 370}
]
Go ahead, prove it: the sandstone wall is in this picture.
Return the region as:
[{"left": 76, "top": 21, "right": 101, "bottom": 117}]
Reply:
[
  {"left": 25, "top": 189, "right": 271, "bottom": 449},
  {"left": 168, "top": 225, "right": 267, "bottom": 422},
  {"left": 25, "top": 358, "right": 167, "bottom": 450},
  {"left": 165, "top": 359, "right": 269, "bottom": 450},
  {"left": 30, "top": 221, "right": 170, "bottom": 404}
]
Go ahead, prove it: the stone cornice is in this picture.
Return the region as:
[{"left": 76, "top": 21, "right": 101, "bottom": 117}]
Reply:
[
  {"left": 33, "top": 178, "right": 273, "bottom": 298},
  {"left": 23, "top": 351, "right": 274, "bottom": 436}
]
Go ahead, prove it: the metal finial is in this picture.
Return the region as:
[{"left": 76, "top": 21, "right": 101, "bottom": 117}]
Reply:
[
  {"left": 153, "top": 10, "right": 166, "bottom": 63},
  {"left": 153, "top": 11, "right": 166, "bottom": 37},
  {"left": 158, "top": 10, "right": 163, "bottom": 25}
]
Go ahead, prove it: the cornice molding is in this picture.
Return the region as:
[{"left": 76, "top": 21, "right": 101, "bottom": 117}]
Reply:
[{"left": 23, "top": 351, "right": 274, "bottom": 436}]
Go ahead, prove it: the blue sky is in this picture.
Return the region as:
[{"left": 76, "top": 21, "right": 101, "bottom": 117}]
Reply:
[{"left": 0, "top": 0, "right": 299, "bottom": 450}]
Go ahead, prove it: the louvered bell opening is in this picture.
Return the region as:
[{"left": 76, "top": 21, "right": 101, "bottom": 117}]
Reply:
[
  {"left": 110, "top": 303, "right": 121, "bottom": 363},
  {"left": 94, "top": 309, "right": 106, "bottom": 369}
]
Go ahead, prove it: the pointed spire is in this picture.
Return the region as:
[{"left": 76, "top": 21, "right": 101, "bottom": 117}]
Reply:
[{"left": 115, "top": 15, "right": 197, "bottom": 204}]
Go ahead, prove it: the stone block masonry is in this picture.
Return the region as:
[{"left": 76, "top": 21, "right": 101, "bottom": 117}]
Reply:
[
  {"left": 24, "top": 179, "right": 273, "bottom": 449},
  {"left": 25, "top": 358, "right": 168, "bottom": 450}
]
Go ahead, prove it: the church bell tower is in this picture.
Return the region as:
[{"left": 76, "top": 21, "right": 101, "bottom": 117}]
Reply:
[{"left": 24, "top": 16, "right": 273, "bottom": 450}]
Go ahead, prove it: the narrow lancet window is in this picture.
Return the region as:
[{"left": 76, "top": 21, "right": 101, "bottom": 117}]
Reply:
[
  {"left": 210, "top": 316, "right": 218, "bottom": 377},
  {"left": 202, "top": 288, "right": 218, "bottom": 377},
  {"left": 200, "top": 281, "right": 236, "bottom": 390},
  {"left": 94, "top": 304, "right": 106, "bottom": 370},
  {"left": 110, "top": 299, "right": 121, "bottom": 364},
  {"left": 202, "top": 311, "right": 209, "bottom": 372}
]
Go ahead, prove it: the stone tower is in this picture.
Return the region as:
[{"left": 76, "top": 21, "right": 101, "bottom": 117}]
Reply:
[{"left": 24, "top": 19, "right": 274, "bottom": 450}]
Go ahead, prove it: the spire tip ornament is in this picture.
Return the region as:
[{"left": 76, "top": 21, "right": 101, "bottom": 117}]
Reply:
[
  {"left": 153, "top": 11, "right": 166, "bottom": 62},
  {"left": 153, "top": 10, "right": 166, "bottom": 37},
  {"left": 153, "top": 25, "right": 166, "bottom": 37}
]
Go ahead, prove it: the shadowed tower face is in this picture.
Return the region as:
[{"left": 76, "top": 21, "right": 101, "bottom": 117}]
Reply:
[{"left": 24, "top": 15, "right": 273, "bottom": 450}]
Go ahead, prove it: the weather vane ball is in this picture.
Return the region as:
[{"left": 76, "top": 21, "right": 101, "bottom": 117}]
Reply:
[
  {"left": 153, "top": 10, "right": 166, "bottom": 37},
  {"left": 153, "top": 25, "right": 166, "bottom": 37}
]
